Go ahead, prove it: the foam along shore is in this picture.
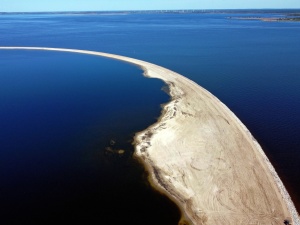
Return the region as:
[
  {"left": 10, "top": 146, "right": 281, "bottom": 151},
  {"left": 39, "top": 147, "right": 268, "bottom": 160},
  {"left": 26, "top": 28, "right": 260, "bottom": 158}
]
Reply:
[{"left": 1, "top": 47, "right": 299, "bottom": 225}]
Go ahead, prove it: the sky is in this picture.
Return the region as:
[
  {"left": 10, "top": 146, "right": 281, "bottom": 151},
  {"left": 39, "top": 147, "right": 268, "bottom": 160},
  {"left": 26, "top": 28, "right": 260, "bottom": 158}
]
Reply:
[{"left": 1, "top": 0, "right": 300, "bottom": 12}]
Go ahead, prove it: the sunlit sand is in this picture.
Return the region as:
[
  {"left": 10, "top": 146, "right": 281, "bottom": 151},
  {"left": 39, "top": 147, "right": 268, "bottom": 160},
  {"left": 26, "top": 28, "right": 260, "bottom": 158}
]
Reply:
[{"left": 1, "top": 47, "right": 299, "bottom": 225}]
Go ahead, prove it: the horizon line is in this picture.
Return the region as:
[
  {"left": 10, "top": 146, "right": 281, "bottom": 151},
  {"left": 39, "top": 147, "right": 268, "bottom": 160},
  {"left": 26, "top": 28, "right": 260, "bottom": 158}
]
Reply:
[{"left": 1, "top": 8, "right": 300, "bottom": 14}]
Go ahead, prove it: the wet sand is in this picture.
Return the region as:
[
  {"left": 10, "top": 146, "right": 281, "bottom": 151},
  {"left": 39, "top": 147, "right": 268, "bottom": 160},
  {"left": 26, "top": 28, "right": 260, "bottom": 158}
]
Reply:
[{"left": 1, "top": 47, "right": 299, "bottom": 225}]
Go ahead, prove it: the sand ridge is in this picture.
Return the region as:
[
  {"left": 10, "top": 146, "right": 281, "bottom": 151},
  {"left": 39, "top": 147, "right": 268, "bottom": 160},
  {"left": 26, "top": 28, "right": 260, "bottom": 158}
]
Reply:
[{"left": 0, "top": 47, "right": 299, "bottom": 225}]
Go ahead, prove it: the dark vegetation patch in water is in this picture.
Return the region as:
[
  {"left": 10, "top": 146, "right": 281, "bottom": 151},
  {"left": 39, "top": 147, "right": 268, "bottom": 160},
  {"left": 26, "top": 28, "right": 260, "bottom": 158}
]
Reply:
[{"left": 0, "top": 51, "right": 181, "bottom": 225}]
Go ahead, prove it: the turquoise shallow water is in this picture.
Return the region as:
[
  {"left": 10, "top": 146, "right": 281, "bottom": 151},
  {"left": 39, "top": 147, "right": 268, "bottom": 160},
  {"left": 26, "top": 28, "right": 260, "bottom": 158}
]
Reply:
[{"left": 0, "top": 10, "right": 300, "bottom": 222}]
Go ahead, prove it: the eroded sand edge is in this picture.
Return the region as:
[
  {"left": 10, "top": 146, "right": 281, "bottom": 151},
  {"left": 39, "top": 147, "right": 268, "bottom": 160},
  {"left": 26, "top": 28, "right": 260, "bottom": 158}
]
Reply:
[{"left": 1, "top": 47, "right": 299, "bottom": 225}]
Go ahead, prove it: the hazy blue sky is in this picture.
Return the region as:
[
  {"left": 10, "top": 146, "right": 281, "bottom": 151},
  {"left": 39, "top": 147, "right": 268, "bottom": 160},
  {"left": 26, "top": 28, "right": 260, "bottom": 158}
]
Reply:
[{"left": 1, "top": 0, "right": 300, "bottom": 12}]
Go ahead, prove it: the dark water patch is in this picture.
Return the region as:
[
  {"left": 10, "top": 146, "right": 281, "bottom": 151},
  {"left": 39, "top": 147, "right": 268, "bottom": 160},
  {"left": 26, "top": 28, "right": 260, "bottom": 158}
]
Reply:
[{"left": 0, "top": 51, "right": 181, "bottom": 225}]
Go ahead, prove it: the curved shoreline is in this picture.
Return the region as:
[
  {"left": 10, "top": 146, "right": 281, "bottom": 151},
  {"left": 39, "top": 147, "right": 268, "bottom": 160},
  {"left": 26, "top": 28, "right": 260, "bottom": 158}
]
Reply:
[{"left": 1, "top": 47, "right": 299, "bottom": 225}]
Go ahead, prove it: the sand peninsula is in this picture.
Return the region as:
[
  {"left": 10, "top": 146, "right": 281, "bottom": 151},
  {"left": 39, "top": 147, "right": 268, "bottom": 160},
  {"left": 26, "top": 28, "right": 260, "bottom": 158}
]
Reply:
[{"left": 1, "top": 47, "right": 299, "bottom": 225}]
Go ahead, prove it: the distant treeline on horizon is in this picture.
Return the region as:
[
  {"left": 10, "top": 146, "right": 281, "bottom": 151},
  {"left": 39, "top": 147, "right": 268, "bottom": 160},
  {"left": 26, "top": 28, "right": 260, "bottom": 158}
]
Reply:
[{"left": 1, "top": 9, "right": 300, "bottom": 15}]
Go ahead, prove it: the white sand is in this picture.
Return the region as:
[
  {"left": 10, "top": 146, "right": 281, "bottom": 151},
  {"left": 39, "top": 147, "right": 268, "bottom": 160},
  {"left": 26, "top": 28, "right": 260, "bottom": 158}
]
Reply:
[{"left": 1, "top": 47, "right": 299, "bottom": 225}]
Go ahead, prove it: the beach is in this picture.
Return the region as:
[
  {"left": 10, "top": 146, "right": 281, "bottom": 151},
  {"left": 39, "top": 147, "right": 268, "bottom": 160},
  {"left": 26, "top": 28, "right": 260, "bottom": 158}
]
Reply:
[
  {"left": 0, "top": 47, "right": 299, "bottom": 225},
  {"left": 135, "top": 66, "right": 300, "bottom": 225}
]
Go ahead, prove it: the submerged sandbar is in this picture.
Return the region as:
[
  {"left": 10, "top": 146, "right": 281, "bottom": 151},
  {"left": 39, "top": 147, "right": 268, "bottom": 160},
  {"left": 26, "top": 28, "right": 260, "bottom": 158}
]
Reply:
[{"left": 1, "top": 47, "right": 299, "bottom": 225}]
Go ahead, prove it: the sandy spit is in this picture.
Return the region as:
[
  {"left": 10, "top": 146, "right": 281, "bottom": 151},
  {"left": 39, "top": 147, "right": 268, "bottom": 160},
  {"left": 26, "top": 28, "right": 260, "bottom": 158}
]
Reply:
[{"left": 1, "top": 47, "right": 299, "bottom": 225}]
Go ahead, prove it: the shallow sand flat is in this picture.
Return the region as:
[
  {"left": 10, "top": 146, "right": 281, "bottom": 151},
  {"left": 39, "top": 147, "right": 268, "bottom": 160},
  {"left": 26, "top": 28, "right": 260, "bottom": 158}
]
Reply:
[{"left": 1, "top": 47, "right": 299, "bottom": 225}]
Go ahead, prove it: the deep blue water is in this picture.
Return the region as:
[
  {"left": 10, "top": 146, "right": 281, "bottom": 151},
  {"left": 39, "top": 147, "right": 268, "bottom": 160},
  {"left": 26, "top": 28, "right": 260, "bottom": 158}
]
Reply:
[
  {"left": 0, "top": 51, "right": 179, "bottom": 224},
  {"left": 0, "top": 10, "right": 300, "bottom": 221}
]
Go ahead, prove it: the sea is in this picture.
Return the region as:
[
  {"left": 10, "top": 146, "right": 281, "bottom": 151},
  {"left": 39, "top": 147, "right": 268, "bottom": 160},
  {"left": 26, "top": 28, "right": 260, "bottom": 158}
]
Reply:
[{"left": 0, "top": 10, "right": 299, "bottom": 224}]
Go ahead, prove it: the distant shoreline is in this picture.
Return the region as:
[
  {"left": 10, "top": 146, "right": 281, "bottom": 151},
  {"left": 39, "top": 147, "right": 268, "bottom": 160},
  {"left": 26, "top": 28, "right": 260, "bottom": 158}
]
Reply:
[
  {"left": 1, "top": 9, "right": 300, "bottom": 15},
  {"left": 1, "top": 47, "right": 299, "bottom": 225},
  {"left": 228, "top": 16, "right": 300, "bottom": 22}
]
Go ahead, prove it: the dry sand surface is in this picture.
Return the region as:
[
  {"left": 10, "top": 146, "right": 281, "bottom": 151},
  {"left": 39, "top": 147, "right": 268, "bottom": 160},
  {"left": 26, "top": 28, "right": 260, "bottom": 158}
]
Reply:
[{"left": 1, "top": 47, "right": 299, "bottom": 225}]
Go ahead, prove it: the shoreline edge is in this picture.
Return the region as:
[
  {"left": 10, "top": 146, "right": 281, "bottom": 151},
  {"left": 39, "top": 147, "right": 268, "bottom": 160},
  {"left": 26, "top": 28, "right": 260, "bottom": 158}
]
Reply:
[{"left": 1, "top": 47, "right": 299, "bottom": 225}]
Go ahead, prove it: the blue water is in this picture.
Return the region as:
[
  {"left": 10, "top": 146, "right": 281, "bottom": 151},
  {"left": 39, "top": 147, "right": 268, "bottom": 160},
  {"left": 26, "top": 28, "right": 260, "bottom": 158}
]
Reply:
[
  {"left": 0, "top": 10, "right": 300, "bottom": 221},
  {"left": 0, "top": 51, "right": 180, "bottom": 224}
]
